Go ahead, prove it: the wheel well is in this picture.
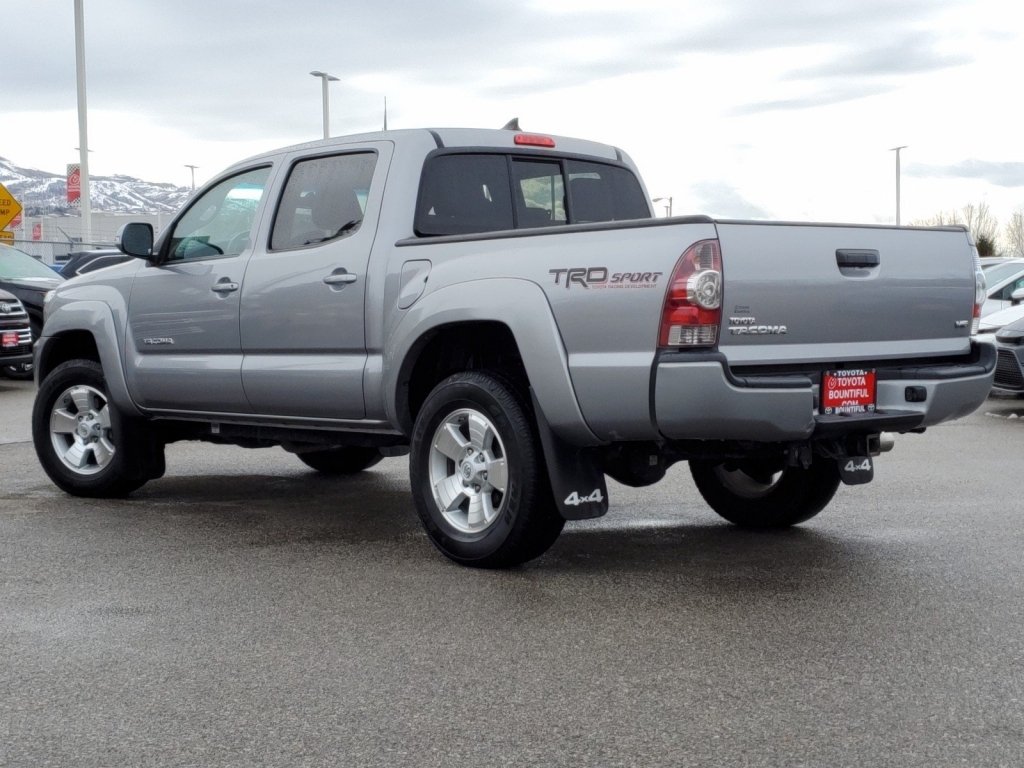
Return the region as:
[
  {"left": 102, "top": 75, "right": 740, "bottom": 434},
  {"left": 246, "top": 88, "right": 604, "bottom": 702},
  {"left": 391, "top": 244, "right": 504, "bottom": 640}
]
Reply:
[
  {"left": 399, "top": 322, "right": 528, "bottom": 431},
  {"left": 38, "top": 331, "right": 100, "bottom": 379}
]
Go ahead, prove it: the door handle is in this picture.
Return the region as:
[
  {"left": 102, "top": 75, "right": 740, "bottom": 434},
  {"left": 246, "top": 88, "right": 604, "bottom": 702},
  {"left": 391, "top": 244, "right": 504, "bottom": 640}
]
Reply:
[
  {"left": 211, "top": 281, "right": 239, "bottom": 293},
  {"left": 323, "top": 272, "right": 358, "bottom": 286}
]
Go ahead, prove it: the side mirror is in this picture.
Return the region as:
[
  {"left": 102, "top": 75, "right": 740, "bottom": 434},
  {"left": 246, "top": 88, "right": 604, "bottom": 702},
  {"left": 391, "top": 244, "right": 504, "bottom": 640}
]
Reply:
[
  {"left": 117, "top": 222, "right": 155, "bottom": 259},
  {"left": 1012, "top": 287, "right": 1024, "bottom": 306}
]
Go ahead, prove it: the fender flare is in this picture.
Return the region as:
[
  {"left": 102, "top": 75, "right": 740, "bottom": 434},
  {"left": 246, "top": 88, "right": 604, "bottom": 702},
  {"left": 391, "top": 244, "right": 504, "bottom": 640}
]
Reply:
[
  {"left": 384, "top": 278, "right": 600, "bottom": 447},
  {"left": 36, "top": 300, "right": 143, "bottom": 418}
]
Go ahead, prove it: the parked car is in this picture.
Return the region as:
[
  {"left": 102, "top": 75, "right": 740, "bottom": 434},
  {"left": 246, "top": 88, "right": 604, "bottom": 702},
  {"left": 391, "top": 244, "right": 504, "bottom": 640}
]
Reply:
[
  {"left": 59, "top": 249, "right": 132, "bottom": 278},
  {"left": 0, "top": 243, "right": 64, "bottom": 378},
  {"left": 0, "top": 289, "right": 34, "bottom": 378},
  {"left": 980, "top": 256, "right": 1014, "bottom": 270},
  {"left": 980, "top": 258, "right": 1024, "bottom": 316},
  {"left": 976, "top": 290, "right": 1024, "bottom": 340},
  {"left": 992, "top": 316, "right": 1024, "bottom": 395}
]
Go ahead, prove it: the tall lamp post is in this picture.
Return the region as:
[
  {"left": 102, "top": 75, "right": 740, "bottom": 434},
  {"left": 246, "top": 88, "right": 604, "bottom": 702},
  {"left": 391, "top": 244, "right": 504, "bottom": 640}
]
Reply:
[
  {"left": 74, "top": 0, "right": 91, "bottom": 245},
  {"left": 890, "top": 145, "right": 907, "bottom": 225},
  {"left": 653, "top": 196, "right": 673, "bottom": 217},
  {"left": 184, "top": 164, "right": 198, "bottom": 191},
  {"left": 310, "top": 70, "right": 339, "bottom": 139}
]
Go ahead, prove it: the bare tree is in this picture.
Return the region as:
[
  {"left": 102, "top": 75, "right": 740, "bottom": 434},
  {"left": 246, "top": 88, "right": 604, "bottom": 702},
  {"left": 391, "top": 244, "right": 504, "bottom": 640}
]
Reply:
[
  {"left": 912, "top": 202, "right": 999, "bottom": 248},
  {"left": 960, "top": 202, "right": 998, "bottom": 243},
  {"left": 1004, "top": 210, "right": 1024, "bottom": 259}
]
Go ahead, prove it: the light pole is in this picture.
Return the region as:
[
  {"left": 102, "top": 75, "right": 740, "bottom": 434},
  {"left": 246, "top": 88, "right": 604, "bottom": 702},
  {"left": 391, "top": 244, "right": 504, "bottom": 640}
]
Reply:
[
  {"left": 653, "top": 196, "right": 673, "bottom": 217},
  {"left": 184, "top": 164, "right": 198, "bottom": 191},
  {"left": 890, "top": 145, "right": 907, "bottom": 225},
  {"left": 310, "top": 70, "right": 339, "bottom": 139},
  {"left": 74, "top": 0, "right": 91, "bottom": 244}
]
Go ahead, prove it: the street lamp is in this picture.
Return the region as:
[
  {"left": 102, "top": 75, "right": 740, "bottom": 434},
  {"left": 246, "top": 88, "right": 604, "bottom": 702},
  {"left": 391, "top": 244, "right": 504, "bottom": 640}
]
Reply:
[
  {"left": 184, "top": 164, "right": 198, "bottom": 191},
  {"left": 74, "top": 0, "right": 91, "bottom": 244},
  {"left": 653, "top": 196, "right": 673, "bottom": 217},
  {"left": 310, "top": 70, "right": 339, "bottom": 139},
  {"left": 889, "top": 145, "right": 907, "bottom": 225}
]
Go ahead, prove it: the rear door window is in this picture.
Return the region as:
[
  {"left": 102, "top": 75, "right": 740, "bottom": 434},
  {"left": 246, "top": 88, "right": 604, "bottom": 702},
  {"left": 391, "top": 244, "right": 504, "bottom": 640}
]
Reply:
[{"left": 270, "top": 152, "right": 377, "bottom": 251}]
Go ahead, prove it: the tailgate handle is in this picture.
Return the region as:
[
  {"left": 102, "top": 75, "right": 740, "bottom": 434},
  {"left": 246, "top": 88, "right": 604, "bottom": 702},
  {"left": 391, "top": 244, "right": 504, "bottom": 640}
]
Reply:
[{"left": 836, "top": 249, "right": 880, "bottom": 269}]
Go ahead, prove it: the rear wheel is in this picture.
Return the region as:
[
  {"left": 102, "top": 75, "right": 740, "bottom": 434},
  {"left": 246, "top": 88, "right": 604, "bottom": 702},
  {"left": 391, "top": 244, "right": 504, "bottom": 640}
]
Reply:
[
  {"left": 409, "top": 371, "right": 564, "bottom": 568},
  {"left": 296, "top": 446, "right": 383, "bottom": 475},
  {"left": 689, "top": 457, "right": 840, "bottom": 528},
  {"left": 33, "top": 360, "right": 164, "bottom": 497}
]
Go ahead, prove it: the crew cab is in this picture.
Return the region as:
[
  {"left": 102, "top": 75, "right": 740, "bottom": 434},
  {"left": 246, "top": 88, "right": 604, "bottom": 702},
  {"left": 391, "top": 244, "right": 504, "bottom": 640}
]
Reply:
[{"left": 32, "top": 127, "right": 994, "bottom": 567}]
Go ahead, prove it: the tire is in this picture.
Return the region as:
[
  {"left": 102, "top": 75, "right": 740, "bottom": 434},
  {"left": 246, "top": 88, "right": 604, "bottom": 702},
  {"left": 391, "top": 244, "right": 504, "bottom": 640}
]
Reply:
[
  {"left": 2, "top": 362, "right": 33, "bottom": 380},
  {"left": 297, "top": 446, "right": 383, "bottom": 474},
  {"left": 409, "top": 371, "right": 564, "bottom": 568},
  {"left": 32, "top": 359, "right": 164, "bottom": 498},
  {"left": 689, "top": 457, "right": 840, "bottom": 528}
]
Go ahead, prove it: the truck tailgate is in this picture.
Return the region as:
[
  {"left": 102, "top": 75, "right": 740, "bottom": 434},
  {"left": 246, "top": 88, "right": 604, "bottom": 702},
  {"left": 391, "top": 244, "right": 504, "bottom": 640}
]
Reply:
[{"left": 714, "top": 222, "right": 977, "bottom": 367}]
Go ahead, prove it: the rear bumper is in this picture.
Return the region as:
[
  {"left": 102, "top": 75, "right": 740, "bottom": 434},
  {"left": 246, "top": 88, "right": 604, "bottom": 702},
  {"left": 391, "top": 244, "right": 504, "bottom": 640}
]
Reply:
[{"left": 653, "top": 343, "right": 996, "bottom": 442}]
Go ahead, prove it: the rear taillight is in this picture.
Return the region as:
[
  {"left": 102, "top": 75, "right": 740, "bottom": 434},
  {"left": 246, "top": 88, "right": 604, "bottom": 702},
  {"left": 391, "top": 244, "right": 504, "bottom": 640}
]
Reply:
[
  {"left": 972, "top": 248, "right": 985, "bottom": 335},
  {"left": 659, "top": 239, "right": 723, "bottom": 348}
]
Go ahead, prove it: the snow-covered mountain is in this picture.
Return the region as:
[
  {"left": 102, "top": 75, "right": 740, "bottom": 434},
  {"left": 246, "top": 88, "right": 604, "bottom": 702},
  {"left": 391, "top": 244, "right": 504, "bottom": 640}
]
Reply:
[{"left": 0, "top": 157, "right": 191, "bottom": 216}]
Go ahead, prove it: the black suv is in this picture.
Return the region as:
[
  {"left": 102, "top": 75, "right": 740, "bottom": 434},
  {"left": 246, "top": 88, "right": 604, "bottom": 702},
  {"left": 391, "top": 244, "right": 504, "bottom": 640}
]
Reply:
[{"left": 0, "top": 288, "right": 33, "bottom": 377}]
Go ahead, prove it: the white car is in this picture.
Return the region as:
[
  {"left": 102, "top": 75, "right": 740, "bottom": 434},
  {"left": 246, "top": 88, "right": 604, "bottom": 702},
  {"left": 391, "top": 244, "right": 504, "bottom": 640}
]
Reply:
[
  {"left": 977, "top": 300, "right": 1024, "bottom": 341},
  {"left": 980, "top": 258, "right": 1024, "bottom": 316}
]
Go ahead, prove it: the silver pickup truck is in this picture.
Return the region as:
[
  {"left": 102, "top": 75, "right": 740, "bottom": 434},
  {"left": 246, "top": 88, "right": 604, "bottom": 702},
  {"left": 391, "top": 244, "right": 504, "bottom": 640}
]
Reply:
[{"left": 32, "top": 127, "right": 994, "bottom": 567}]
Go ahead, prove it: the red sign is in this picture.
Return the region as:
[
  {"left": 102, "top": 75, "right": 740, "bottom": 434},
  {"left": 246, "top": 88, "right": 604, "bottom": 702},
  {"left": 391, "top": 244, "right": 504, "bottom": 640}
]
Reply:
[
  {"left": 9, "top": 212, "right": 20, "bottom": 229},
  {"left": 32, "top": 223, "right": 41, "bottom": 241},
  {"left": 822, "top": 369, "right": 877, "bottom": 415},
  {"left": 67, "top": 164, "right": 81, "bottom": 206}
]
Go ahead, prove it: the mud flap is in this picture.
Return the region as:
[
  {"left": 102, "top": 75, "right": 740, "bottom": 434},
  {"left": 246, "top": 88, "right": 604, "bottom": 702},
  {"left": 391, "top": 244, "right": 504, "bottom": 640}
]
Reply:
[
  {"left": 838, "top": 456, "right": 874, "bottom": 485},
  {"left": 531, "top": 392, "right": 609, "bottom": 520}
]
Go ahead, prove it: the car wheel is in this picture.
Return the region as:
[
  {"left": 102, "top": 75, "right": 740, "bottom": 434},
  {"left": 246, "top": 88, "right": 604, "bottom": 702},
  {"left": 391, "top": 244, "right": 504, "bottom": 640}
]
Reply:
[
  {"left": 297, "top": 446, "right": 383, "bottom": 474},
  {"left": 32, "top": 359, "right": 164, "bottom": 498},
  {"left": 689, "top": 457, "right": 840, "bottom": 528},
  {"left": 1, "top": 362, "right": 33, "bottom": 380},
  {"left": 409, "top": 371, "right": 564, "bottom": 568}
]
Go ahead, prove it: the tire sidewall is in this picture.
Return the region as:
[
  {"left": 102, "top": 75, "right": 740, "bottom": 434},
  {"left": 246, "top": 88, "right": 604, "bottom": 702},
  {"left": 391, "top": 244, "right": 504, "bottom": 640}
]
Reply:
[
  {"left": 32, "top": 360, "right": 146, "bottom": 497},
  {"left": 410, "top": 374, "right": 537, "bottom": 564}
]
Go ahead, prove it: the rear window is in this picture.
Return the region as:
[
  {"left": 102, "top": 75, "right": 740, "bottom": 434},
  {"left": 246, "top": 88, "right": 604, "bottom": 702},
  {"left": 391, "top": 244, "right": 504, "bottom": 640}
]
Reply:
[{"left": 415, "top": 152, "right": 649, "bottom": 237}]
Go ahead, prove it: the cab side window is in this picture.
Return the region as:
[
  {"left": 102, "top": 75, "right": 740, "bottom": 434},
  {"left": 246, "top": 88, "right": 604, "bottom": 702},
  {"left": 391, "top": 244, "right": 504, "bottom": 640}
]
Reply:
[
  {"left": 270, "top": 152, "right": 377, "bottom": 251},
  {"left": 166, "top": 167, "right": 271, "bottom": 262}
]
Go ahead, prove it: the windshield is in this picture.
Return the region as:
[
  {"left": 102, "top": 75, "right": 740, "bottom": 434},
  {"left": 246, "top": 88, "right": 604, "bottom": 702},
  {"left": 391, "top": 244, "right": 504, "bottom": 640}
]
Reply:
[
  {"left": 0, "top": 243, "right": 60, "bottom": 280},
  {"left": 983, "top": 260, "right": 1024, "bottom": 286}
]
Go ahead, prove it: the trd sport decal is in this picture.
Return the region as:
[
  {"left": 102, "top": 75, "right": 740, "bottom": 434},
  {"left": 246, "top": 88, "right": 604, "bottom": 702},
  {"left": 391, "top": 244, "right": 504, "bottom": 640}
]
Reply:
[{"left": 550, "top": 267, "right": 662, "bottom": 290}]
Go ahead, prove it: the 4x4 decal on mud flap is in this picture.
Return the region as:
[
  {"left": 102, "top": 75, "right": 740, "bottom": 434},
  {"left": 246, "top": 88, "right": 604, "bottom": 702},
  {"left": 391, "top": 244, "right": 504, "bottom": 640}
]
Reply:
[{"left": 564, "top": 489, "right": 605, "bottom": 506}]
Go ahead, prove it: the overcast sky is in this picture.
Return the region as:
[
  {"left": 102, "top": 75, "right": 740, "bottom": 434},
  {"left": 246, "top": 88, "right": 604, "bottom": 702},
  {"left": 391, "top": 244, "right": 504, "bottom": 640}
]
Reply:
[{"left": 5, "top": 0, "right": 1023, "bottom": 230}]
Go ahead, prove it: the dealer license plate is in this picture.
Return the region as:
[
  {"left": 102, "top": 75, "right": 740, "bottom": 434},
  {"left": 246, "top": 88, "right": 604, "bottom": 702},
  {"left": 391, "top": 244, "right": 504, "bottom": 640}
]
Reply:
[
  {"left": 2, "top": 332, "right": 18, "bottom": 349},
  {"left": 821, "top": 368, "right": 876, "bottom": 415}
]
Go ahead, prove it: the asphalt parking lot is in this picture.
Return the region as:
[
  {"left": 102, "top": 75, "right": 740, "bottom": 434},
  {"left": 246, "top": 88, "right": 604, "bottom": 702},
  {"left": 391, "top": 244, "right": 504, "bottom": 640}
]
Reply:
[{"left": 2, "top": 378, "right": 1023, "bottom": 767}]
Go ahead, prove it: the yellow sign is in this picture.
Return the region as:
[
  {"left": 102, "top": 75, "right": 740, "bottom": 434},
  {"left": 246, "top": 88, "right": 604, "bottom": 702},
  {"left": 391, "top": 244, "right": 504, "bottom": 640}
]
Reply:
[
  {"left": 0, "top": 183, "right": 22, "bottom": 232},
  {"left": 0, "top": 230, "right": 14, "bottom": 244}
]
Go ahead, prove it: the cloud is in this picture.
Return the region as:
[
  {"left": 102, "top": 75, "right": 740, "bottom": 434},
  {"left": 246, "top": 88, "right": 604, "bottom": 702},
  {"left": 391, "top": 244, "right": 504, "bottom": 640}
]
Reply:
[
  {"left": 786, "top": 33, "right": 971, "bottom": 80},
  {"left": 906, "top": 160, "right": 1024, "bottom": 188},
  {"left": 691, "top": 181, "right": 770, "bottom": 219},
  {"left": 733, "top": 82, "right": 893, "bottom": 114}
]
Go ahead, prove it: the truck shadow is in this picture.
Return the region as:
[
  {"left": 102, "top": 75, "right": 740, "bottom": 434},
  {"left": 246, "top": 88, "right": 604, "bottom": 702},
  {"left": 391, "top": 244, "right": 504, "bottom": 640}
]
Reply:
[{"left": 122, "top": 467, "right": 881, "bottom": 597}]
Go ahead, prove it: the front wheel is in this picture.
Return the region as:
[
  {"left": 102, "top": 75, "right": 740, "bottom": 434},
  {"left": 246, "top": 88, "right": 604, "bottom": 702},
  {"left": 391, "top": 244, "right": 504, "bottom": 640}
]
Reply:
[
  {"left": 689, "top": 457, "right": 840, "bottom": 528},
  {"left": 409, "top": 371, "right": 564, "bottom": 568},
  {"left": 33, "top": 359, "right": 164, "bottom": 498}
]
